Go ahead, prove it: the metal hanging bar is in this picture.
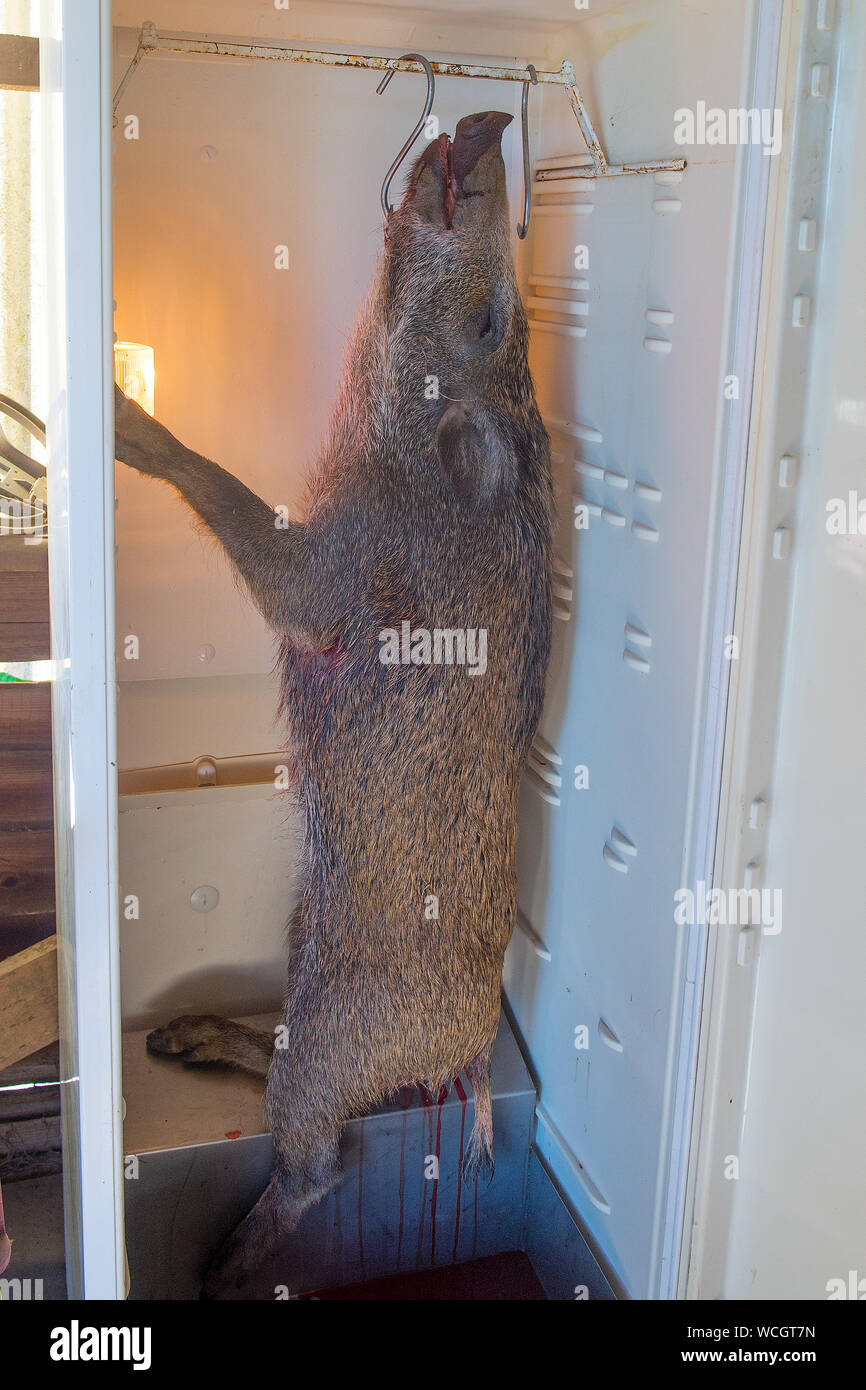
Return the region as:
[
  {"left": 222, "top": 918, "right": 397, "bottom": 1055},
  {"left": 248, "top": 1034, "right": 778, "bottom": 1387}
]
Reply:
[
  {"left": 112, "top": 24, "right": 686, "bottom": 181},
  {"left": 111, "top": 26, "right": 148, "bottom": 115}
]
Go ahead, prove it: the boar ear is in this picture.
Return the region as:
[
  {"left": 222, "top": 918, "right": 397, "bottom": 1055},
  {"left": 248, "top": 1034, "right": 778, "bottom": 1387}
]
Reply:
[{"left": 435, "top": 402, "right": 517, "bottom": 510}]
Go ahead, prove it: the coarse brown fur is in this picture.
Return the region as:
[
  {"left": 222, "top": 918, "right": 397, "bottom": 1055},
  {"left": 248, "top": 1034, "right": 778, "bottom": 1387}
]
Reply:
[{"left": 114, "top": 112, "right": 553, "bottom": 1296}]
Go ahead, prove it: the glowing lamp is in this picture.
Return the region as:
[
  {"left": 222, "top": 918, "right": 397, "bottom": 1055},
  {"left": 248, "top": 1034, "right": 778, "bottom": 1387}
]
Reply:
[{"left": 114, "top": 342, "right": 155, "bottom": 416}]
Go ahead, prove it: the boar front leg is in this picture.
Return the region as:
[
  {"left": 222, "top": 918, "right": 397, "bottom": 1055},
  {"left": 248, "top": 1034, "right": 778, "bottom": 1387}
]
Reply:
[
  {"left": 146, "top": 1015, "right": 274, "bottom": 1078},
  {"left": 114, "top": 385, "right": 340, "bottom": 642}
]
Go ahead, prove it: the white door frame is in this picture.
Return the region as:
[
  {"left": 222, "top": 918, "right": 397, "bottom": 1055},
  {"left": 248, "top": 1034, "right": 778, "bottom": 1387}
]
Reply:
[
  {"left": 681, "top": 0, "right": 844, "bottom": 1298},
  {"left": 653, "top": 0, "right": 786, "bottom": 1300},
  {"left": 41, "top": 0, "right": 125, "bottom": 1298}
]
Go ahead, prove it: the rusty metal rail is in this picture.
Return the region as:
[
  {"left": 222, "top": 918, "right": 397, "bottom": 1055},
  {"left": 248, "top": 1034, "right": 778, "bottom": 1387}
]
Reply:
[{"left": 113, "top": 23, "right": 685, "bottom": 182}]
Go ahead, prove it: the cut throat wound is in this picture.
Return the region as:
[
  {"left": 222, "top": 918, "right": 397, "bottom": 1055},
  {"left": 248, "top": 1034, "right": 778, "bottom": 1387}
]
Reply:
[{"left": 411, "top": 133, "right": 458, "bottom": 228}]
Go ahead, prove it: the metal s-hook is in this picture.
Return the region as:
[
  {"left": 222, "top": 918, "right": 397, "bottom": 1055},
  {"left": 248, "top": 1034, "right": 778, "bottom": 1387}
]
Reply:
[
  {"left": 376, "top": 53, "right": 436, "bottom": 219},
  {"left": 517, "top": 64, "right": 538, "bottom": 240}
]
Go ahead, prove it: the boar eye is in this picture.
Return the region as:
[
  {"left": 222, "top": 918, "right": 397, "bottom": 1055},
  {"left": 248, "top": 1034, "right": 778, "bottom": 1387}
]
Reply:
[{"left": 479, "top": 311, "right": 493, "bottom": 340}]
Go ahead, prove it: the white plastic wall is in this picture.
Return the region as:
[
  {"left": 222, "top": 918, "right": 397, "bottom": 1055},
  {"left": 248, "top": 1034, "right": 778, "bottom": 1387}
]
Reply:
[{"left": 504, "top": 0, "right": 758, "bottom": 1298}]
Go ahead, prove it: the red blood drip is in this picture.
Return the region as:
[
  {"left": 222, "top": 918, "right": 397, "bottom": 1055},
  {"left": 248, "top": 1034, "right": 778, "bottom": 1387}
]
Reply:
[
  {"left": 429, "top": 1086, "right": 447, "bottom": 1265},
  {"left": 397, "top": 1091, "right": 410, "bottom": 1269},
  {"left": 443, "top": 138, "right": 458, "bottom": 229},
  {"left": 452, "top": 1076, "right": 468, "bottom": 1263},
  {"left": 415, "top": 1085, "right": 433, "bottom": 1270},
  {"left": 357, "top": 1115, "right": 366, "bottom": 1283}
]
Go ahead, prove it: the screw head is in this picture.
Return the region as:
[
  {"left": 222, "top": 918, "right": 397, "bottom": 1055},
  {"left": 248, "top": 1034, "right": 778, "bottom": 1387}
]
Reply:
[{"left": 190, "top": 885, "right": 220, "bottom": 913}]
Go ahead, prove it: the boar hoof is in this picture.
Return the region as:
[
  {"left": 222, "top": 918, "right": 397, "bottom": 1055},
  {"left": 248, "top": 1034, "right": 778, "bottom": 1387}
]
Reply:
[
  {"left": 202, "top": 1224, "right": 259, "bottom": 1301},
  {"left": 146, "top": 1014, "right": 226, "bottom": 1061}
]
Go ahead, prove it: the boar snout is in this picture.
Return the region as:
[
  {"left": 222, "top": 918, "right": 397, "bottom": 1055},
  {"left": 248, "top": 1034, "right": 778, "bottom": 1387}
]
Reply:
[{"left": 451, "top": 110, "right": 513, "bottom": 186}]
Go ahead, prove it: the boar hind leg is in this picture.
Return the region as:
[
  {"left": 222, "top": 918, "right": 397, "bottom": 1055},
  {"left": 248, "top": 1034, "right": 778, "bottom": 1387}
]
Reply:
[
  {"left": 464, "top": 1045, "right": 495, "bottom": 1180},
  {"left": 203, "top": 1140, "right": 340, "bottom": 1299},
  {"left": 146, "top": 1015, "right": 274, "bottom": 1078},
  {"left": 203, "top": 1057, "right": 343, "bottom": 1299}
]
